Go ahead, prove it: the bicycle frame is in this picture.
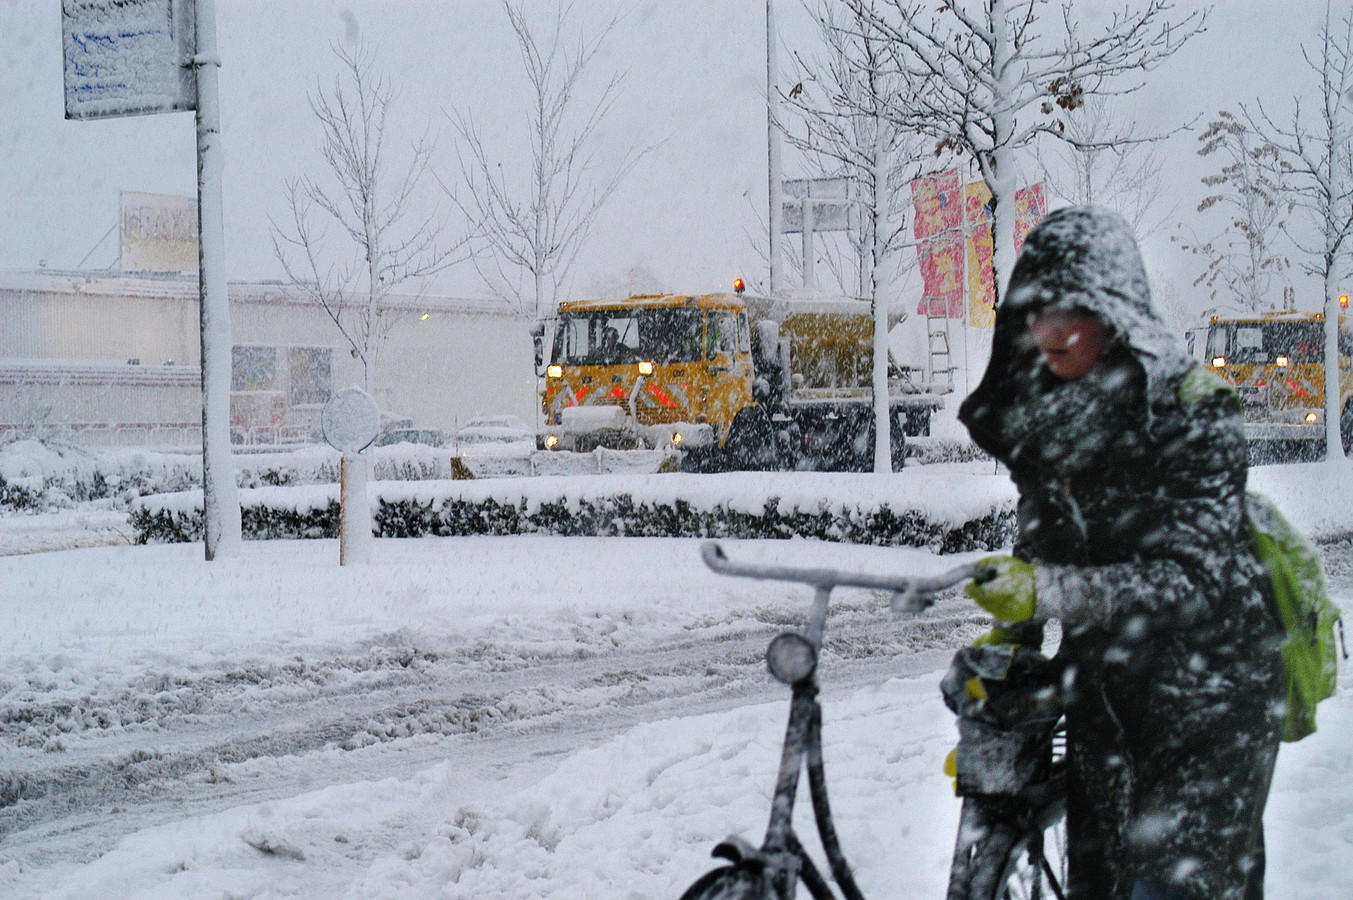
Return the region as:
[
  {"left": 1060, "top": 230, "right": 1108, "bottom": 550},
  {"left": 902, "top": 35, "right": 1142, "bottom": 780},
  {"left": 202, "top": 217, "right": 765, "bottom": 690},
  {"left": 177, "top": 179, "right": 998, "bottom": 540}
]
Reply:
[{"left": 679, "top": 542, "right": 985, "bottom": 900}]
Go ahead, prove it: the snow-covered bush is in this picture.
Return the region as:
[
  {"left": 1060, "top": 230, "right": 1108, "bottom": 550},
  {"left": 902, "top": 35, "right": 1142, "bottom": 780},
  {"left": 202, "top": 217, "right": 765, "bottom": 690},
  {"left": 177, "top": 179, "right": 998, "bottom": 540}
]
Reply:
[{"left": 130, "top": 471, "right": 1017, "bottom": 552}]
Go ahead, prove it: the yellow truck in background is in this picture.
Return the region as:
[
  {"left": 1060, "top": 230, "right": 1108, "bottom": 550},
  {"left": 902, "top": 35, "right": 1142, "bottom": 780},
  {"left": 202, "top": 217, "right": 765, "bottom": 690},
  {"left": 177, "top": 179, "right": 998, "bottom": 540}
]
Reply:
[
  {"left": 531, "top": 287, "right": 943, "bottom": 471},
  {"left": 1204, "top": 310, "right": 1353, "bottom": 457}
]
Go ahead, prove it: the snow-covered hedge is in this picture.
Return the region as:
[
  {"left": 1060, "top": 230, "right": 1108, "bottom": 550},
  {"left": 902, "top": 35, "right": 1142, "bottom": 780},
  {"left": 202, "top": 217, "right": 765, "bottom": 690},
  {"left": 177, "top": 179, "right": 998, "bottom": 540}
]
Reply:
[
  {"left": 130, "top": 466, "right": 1018, "bottom": 552},
  {"left": 0, "top": 441, "right": 202, "bottom": 512}
]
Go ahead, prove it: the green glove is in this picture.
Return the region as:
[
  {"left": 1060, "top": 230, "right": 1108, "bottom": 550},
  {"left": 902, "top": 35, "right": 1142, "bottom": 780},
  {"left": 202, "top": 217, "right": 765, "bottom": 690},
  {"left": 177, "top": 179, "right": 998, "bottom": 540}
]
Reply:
[
  {"left": 971, "top": 625, "right": 1024, "bottom": 647},
  {"left": 965, "top": 555, "right": 1037, "bottom": 622}
]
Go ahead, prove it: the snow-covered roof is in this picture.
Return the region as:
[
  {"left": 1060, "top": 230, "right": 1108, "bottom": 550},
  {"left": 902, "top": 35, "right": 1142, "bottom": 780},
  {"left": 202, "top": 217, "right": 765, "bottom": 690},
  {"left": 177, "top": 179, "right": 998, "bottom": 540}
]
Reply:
[{"left": 0, "top": 269, "right": 529, "bottom": 318}]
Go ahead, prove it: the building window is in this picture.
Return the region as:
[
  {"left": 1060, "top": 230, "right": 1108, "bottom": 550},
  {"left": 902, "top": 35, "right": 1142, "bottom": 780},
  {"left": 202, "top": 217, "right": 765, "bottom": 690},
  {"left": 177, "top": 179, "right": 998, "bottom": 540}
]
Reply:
[
  {"left": 288, "top": 346, "right": 332, "bottom": 406},
  {"left": 232, "top": 344, "right": 332, "bottom": 405},
  {"left": 232, "top": 345, "right": 278, "bottom": 391}
]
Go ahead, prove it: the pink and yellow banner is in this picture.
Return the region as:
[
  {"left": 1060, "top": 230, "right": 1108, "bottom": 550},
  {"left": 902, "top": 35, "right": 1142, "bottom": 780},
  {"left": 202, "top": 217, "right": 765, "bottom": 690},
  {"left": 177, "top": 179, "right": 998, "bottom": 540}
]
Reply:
[
  {"left": 911, "top": 169, "right": 963, "bottom": 316},
  {"left": 963, "top": 181, "right": 1046, "bottom": 328},
  {"left": 911, "top": 169, "right": 961, "bottom": 241},
  {"left": 917, "top": 236, "right": 966, "bottom": 318}
]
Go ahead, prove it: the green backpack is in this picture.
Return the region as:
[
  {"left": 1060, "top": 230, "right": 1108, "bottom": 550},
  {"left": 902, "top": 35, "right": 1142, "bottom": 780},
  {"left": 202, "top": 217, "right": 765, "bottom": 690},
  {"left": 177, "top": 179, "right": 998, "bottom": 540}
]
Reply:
[{"left": 1247, "top": 492, "right": 1346, "bottom": 742}]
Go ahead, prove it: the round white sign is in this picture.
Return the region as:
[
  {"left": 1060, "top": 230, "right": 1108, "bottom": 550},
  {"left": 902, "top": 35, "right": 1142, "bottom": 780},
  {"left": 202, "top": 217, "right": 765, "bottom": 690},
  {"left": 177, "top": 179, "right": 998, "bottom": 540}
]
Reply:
[{"left": 321, "top": 387, "right": 381, "bottom": 452}]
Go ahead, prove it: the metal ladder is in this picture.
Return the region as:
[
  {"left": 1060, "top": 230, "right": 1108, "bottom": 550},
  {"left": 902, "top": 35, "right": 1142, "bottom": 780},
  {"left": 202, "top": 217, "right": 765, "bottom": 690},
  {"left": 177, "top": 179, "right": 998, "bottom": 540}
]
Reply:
[{"left": 927, "top": 307, "right": 955, "bottom": 392}]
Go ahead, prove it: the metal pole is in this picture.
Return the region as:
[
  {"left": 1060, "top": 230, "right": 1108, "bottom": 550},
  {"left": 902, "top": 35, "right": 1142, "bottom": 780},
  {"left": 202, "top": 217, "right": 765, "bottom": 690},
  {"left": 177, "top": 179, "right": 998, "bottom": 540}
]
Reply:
[
  {"left": 339, "top": 451, "right": 372, "bottom": 565},
  {"left": 767, "top": 0, "right": 782, "bottom": 295},
  {"left": 801, "top": 198, "right": 815, "bottom": 290},
  {"left": 194, "top": 0, "right": 240, "bottom": 559}
]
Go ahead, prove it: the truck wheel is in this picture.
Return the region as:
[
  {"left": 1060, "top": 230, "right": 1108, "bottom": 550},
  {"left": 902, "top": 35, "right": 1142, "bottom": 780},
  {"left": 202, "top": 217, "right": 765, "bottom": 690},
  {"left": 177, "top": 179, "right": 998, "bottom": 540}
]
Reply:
[
  {"left": 679, "top": 444, "right": 722, "bottom": 473},
  {"left": 904, "top": 407, "right": 932, "bottom": 437},
  {"left": 724, "top": 407, "right": 777, "bottom": 471},
  {"left": 889, "top": 414, "right": 907, "bottom": 472}
]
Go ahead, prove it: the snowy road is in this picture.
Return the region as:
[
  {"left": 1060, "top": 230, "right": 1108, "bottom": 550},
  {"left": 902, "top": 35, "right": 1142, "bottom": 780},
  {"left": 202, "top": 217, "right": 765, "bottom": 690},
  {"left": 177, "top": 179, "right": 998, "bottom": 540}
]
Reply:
[
  {"left": 2, "top": 495, "right": 1350, "bottom": 899},
  {"left": 0, "top": 533, "right": 988, "bottom": 881}
]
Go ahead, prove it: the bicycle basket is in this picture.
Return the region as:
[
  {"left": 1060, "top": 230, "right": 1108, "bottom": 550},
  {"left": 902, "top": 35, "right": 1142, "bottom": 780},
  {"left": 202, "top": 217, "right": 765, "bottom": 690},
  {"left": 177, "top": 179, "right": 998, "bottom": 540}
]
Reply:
[{"left": 942, "top": 644, "right": 1062, "bottom": 797}]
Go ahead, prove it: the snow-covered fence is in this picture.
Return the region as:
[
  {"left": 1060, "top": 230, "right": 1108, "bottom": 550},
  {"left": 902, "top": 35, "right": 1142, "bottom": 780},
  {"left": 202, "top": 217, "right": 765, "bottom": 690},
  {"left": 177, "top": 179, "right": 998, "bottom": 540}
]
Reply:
[{"left": 130, "top": 467, "right": 1019, "bottom": 552}]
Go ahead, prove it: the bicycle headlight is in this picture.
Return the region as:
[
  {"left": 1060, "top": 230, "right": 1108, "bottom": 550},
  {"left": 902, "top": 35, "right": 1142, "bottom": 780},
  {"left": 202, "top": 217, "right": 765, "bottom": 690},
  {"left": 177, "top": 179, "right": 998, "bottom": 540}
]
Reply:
[{"left": 766, "top": 632, "right": 817, "bottom": 685}]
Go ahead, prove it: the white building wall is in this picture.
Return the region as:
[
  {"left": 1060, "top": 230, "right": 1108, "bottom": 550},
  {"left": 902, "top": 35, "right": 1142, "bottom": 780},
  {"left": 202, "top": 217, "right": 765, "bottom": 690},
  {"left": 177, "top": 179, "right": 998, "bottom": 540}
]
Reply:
[{"left": 0, "top": 271, "right": 536, "bottom": 448}]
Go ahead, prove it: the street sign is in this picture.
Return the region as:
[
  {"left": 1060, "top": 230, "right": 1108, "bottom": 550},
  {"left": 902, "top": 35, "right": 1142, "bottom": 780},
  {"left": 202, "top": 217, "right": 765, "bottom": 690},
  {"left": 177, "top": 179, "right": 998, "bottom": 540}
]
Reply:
[
  {"left": 781, "top": 177, "right": 853, "bottom": 233},
  {"left": 321, "top": 387, "right": 381, "bottom": 453},
  {"left": 62, "top": 0, "right": 197, "bottom": 120}
]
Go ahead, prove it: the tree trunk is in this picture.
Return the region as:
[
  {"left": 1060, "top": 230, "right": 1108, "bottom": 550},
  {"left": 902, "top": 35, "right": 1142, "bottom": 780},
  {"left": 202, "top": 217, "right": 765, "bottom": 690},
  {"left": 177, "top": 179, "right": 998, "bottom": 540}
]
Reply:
[
  {"left": 987, "top": 0, "right": 1019, "bottom": 308},
  {"left": 868, "top": 154, "right": 891, "bottom": 473},
  {"left": 1325, "top": 269, "right": 1345, "bottom": 460}
]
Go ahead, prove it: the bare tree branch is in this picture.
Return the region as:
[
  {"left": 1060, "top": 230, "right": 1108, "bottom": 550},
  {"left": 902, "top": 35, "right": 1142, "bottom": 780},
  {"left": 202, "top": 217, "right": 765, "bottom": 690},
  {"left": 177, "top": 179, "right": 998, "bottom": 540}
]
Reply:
[
  {"left": 1170, "top": 110, "right": 1292, "bottom": 311},
  {"left": 271, "top": 41, "right": 469, "bottom": 393},
  {"left": 844, "top": 0, "right": 1205, "bottom": 301},
  {"left": 443, "top": 0, "right": 651, "bottom": 318},
  {"left": 1242, "top": 4, "right": 1353, "bottom": 457}
]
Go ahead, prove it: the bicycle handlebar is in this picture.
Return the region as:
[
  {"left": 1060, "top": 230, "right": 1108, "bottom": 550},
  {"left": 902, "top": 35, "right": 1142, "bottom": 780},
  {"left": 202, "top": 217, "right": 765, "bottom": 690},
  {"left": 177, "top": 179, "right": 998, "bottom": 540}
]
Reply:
[{"left": 700, "top": 541, "right": 990, "bottom": 614}]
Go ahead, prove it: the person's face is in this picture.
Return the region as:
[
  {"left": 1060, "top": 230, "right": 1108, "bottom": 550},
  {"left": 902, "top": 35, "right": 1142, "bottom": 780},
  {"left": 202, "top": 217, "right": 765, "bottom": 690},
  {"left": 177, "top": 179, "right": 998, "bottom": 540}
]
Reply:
[{"left": 1027, "top": 309, "right": 1108, "bottom": 379}]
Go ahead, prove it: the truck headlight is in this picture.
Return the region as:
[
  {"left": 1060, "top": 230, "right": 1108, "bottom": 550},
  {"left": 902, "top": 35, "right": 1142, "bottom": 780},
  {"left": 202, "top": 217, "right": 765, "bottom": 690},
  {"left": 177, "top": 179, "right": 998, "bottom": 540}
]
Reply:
[
  {"left": 1306, "top": 412, "right": 1319, "bottom": 424},
  {"left": 1211, "top": 357, "right": 1226, "bottom": 368},
  {"left": 547, "top": 364, "right": 563, "bottom": 378},
  {"left": 638, "top": 360, "right": 654, "bottom": 375},
  {"left": 544, "top": 433, "right": 560, "bottom": 449},
  {"left": 671, "top": 431, "right": 683, "bottom": 446}
]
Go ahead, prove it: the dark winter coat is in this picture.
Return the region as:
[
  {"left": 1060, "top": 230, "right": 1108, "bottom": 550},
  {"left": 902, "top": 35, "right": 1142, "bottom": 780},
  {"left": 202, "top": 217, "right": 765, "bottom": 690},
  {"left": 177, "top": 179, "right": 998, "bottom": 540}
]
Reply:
[{"left": 958, "top": 206, "right": 1286, "bottom": 900}]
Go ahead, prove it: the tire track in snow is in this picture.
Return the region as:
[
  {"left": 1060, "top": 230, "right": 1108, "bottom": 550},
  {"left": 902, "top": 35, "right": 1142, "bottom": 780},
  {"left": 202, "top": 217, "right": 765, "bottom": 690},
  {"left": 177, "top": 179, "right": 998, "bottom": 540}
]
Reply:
[{"left": 0, "top": 595, "right": 986, "bottom": 869}]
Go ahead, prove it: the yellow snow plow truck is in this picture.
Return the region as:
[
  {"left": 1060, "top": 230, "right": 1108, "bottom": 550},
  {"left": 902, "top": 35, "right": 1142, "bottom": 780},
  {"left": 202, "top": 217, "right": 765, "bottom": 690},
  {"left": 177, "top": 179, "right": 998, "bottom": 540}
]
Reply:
[
  {"left": 531, "top": 286, "right": 943, "bottom": 471},
  {"left": 1204, "top": 309, "right": 1353, "bottom": 458}
]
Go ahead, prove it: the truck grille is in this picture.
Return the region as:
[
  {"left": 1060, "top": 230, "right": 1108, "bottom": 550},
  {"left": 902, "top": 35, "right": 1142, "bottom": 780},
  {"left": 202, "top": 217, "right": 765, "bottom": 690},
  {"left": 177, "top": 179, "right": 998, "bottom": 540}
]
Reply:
[{"left": 1237, "top": 383, "right": 1267, "bottom": 408}]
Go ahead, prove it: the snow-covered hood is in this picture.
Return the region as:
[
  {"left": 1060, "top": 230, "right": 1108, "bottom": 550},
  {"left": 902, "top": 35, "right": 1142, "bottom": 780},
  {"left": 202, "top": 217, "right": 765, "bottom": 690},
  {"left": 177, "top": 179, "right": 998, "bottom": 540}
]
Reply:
[{"left": 959, "top": 205, "right": 1194, "bottom": 457}]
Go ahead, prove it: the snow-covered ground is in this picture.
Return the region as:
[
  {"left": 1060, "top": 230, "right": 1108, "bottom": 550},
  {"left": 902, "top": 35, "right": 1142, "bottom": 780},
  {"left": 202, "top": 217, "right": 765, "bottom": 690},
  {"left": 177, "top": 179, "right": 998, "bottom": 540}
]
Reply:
[{"left": 1, "top": 462, "right": 1351, "bottom": 899}]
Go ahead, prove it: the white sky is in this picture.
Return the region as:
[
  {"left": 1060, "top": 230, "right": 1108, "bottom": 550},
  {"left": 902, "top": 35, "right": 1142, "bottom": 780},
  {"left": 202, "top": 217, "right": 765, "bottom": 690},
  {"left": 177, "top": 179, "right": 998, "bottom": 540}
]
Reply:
[{"left": 0, "top": 1, "right": 1340, "bottom": 321}]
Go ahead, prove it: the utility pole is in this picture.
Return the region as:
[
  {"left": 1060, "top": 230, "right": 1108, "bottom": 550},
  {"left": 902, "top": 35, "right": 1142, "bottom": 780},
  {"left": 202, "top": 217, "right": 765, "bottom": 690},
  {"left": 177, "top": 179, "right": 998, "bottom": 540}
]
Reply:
[
  {"left": 62, "top": 0, "right": 241, "bottom": 559},
  {"left": 767, "top": 0, "right": 782, "bottom": 295},
  {"left": 193, "top": 0, "right": 241, "bottom": 558}
]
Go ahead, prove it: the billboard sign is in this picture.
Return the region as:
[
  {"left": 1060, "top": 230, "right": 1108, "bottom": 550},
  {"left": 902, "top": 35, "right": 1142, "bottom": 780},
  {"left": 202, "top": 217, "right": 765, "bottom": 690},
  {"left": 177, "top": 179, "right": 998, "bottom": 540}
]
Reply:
[
  {"left": 62, "top": 0, "right": 196, "bottom": 120},
  {"left": 782, "top": 177, "right": 853, "bottom": 233},
  {"left": 121, "top": 191, "right": 198, "bottom": 273}
]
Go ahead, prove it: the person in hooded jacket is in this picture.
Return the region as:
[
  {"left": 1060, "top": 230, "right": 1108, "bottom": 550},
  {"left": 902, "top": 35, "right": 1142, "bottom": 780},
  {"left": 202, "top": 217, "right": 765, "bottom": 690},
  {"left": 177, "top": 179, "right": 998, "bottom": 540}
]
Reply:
[{"left": 957, "top": 206, "right": 1286, "bottom": 900}]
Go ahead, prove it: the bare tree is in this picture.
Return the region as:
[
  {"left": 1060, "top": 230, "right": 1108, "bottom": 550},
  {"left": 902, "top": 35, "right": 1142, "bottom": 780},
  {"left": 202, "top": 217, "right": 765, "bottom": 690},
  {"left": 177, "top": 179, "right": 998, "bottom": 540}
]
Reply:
[
  {"left": 447, "top": 1, "right": 645, "bottom": 319},
  {"left": 1034, "top": 97, "right": 1170, "bottom": 237},
  {"left": 1172, "top": 110, "right": 1292, "bottom": 313},
  {"left": 847, "top": 0, "right": 1205, "bottom": 306},
  {"left": 784, "top": 2, "right": 925, "bottom": 295},
  {"left": 783, "top": 0, "right": 927, "bottom": 472},
  {"left": 1245, "top": 4, "right": 1353, "bottom": 458},
  {"left": 272, "top": 42, "right": 463, "bottom": 395}
]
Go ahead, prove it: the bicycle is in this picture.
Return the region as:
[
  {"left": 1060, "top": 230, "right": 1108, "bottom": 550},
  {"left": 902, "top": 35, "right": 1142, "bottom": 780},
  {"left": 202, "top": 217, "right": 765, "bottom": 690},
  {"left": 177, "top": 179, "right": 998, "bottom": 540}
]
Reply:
[{"left": 677, "top": 541, "right": 1068, "bottom": 900}]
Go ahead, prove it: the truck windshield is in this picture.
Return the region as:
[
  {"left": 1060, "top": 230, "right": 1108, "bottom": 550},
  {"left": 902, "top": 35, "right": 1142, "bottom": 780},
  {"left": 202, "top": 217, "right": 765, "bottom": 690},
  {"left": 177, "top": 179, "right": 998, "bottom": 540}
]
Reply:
[
  {"left": 552, "top": 308, "right": 706, "bottom": 365},
  {"left": 1208, "top": 321, "right": 1328, "bottom": 364}
]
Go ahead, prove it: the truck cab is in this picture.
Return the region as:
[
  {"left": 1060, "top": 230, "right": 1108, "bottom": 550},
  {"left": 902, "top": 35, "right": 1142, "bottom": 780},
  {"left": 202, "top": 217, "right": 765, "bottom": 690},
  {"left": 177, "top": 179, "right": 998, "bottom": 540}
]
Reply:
[
  {"left": 540, "top": 293, "right": 753, "bottom": 453},
  {"left": 1205, "top": 310, "right": 1353, "bottom": 455},
  {"left": 538, "top": 288, "right": 942, "bottom": 470}
]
